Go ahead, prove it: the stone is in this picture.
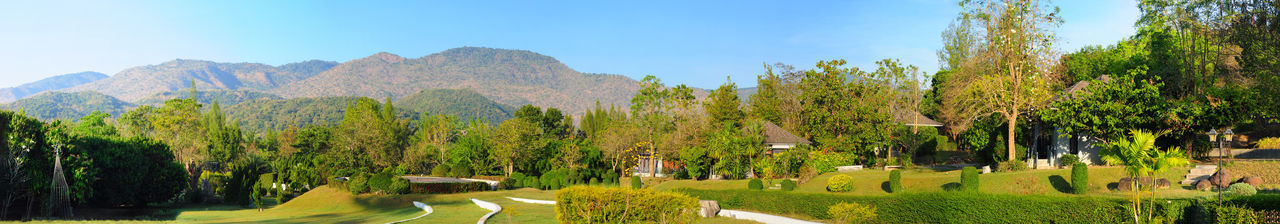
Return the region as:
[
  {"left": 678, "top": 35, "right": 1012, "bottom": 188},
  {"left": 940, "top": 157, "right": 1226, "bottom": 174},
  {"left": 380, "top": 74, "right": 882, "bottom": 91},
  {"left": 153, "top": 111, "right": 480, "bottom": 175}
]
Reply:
[
  {"left": 1209, "top": 169, "right": 1232, "bottom": 188},
  {"left": 1242, "top": 176, "right": 1263, "bottom": 186},
  {"left": 981, "top": 166, "right": 992, "bottom": 174},
  {"left": 836, "top": 165, "right": 864, "bottom": 172},
  {"left": 1117, "top": 178, "right": 1134, "bottom": 191},
  {"left": 1195, "top": 179, "right": 1212, "bottom": 191},
  {"left": 1156, "top": 178, "right": 1171, "bottom": 189},
  {"left": 699, "top": 200, "right": 721, "bottom": 218}
]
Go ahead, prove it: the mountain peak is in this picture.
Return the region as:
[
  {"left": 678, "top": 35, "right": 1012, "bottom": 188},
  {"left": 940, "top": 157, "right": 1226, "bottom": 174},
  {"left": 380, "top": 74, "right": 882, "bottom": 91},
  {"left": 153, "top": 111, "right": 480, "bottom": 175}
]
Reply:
[{"left": 361, "top": 52, "right": 405, "bottom": 63}]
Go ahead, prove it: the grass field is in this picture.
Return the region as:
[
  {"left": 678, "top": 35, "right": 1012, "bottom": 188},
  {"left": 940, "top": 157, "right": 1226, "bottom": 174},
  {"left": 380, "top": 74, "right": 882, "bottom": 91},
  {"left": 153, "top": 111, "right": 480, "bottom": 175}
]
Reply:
[{"left": 653, "top": 166, "right": 1218, "bottom": 199}]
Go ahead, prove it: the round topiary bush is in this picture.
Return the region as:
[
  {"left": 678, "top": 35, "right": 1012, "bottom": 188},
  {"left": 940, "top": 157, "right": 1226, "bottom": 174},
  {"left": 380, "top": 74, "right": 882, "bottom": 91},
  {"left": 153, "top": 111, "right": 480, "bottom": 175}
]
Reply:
[
  {"left": 780, "top": 179, "right": 796, "bottom": 191},
  {"left": 961, "top": 166, "right": 979, "bottom": 192},
  {"left": 1059, "top": 154, "right": 1081, "bottom": 168},
  {"left": 589, "top": 178, "right": 599, "bottom": 185},
  {"left": 603, "top": 172, "right": 618, "bottom": 185},
  {"left": 542, "top": 174, "right": 562, "bottom": 190},
  {"left": 827, "top": 174, "right": 855, "bottom": 192},
  {"left": 431, "top": 164, "right": 451, "bottom": 177},
  {"left": 528, "top": 177, "right": 542, "bottom": 190},
  {"left": 828, "top": 202, "right": 877, "bottom": 224},
  {"left": 630, "top": 176, "right": 643, "bottom": 189},
  {"left": 368, "top": 172, "right": 394, "bottom": 194},
  {"left": 888, "top": 170, "right": 903, "bottom": 193},
  {"left": 347, "top": 173, "right": 370, "bottom": 195},
  {"left": 1228, "top": 183, "right": 1257, "bottom": 196},
  {"left": 1071, "top": 163, "right": 1088, "bottom": 194},
  {"left": 452, "top": 165, "right": 473, "bottom": 178},
  {"left": 748, "top": 179, "right": 764, "bottom": 190}
]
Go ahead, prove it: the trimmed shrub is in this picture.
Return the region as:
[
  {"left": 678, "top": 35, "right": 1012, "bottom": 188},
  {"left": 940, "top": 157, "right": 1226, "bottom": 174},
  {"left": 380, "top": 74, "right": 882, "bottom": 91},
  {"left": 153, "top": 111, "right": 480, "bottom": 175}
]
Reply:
[
  {"left": 452, "top": 165, "right": 473, "bottom": 178},
  {"left": 509, "top": 172, "right": 527, "bottom": 187},
  {"left": 889, "top": 170, "right": 903, "bottom": 193},
  {"left": 407, "top": 182, "right": 490, "bottom": 194},
  {"left": 1071, "top": 163, "right": 1088, "bottom": 194},
  {"left": 781, "top": 179, "right": 797, "bottom": 191},
  {"left": 827, "top": 174, "right": 855, "bottom": 192},
  {"left": 1059, "top": 154, "right": 1081, "bottom": 168},
  {"left": 499, "top": 177, "right": 519, "bottom": 190},
  {"left": 603, "top": 172, "right": 619, "bottom": 185},
  {"left": 630, "top": 176, "right": 643, "bottom": 189},
  {"left": 829, "top": 202, "right": 877, "bottom": 224},
  {"left": 347, "top": 173, "right": 370, "bottom": 195},
  {"left": 1229, "top": 183, "right": 1258, "bottom": 196},
  {"left": 675, "top": 189, "right": 1130, "bottom": 223},
  {"left": 748, "top": 179, "right": 764, "bottom": 190},
  {"left": 388, "top": 177, "right": 410, "bottom": 194},
  {"left": 997, "top": 160, "right": 1029, "bottom": 172},
  {"left": 556, "top": 186, "right": 699, "bottom": 223},
  {"left": 589, "top": 178, "right": 599, "bottom": 185},
  {"left": 529, "top": 177, "right": 543, "bottom": 190},
  {"left": 961, "top": 167, "right": 979, "bottom": 192},
  {"left": 368, "top": 172, "right": 394, "bottom": 194},
  {"left": 431, "top": 164, "right": 450, "bottom": 177}
]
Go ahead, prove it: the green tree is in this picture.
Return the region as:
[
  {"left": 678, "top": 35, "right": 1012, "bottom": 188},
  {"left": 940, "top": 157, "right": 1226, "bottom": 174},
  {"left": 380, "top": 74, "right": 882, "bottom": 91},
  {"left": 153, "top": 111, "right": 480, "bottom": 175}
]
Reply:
[
  {"left": 333, "top": 98, "right": 407, "bottom": 170},
  {"left": 705, "top": 77, "right": 744, "bottom": 128},
  {"left": 492, "top": 118, "right": 543, "bottom": 176},
  {"left": 204, "top": 100, "right": 244, "bottom": 164},
  {"left": 798, "top": 60, "right": 894, "bottom": 164},
  {"left": 1099, "top": 130, "right": 1188, "bottom": 223}
]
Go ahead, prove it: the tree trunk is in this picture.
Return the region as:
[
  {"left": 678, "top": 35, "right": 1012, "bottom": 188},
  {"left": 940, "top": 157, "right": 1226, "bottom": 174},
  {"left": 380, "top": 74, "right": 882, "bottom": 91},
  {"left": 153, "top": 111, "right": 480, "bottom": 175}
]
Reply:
[{"left": 1006, "top": 113, "right": 1018, "bottom": 162}]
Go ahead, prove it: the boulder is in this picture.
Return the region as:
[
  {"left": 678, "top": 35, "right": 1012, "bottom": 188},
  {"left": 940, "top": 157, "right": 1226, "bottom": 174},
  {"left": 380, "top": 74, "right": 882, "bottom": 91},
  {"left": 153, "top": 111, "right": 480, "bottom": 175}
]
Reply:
[
  {"left": 699, "top": 200, "right": 721, "bottom": 218},
  {"left": 1118, "top": 178, "right": 1134, "bottom": 191},
  {"left": 1156, "top": 178, "right": 1171, "bottom": 189},
  {"left": 981, "top": 166, "right": 992, "bottom": 174},
  {"left": 1209, "top": 169, "right": 1232, "bottom": 188},
  {"left": 1241, "top": 176, "right": 1263, "bottom": 186},
  {"left": 1195, "top": 180, "right": 1212, "bottom": 191},
  {"left": 836, "top": 165, "right": 864, "bottom": 172}
]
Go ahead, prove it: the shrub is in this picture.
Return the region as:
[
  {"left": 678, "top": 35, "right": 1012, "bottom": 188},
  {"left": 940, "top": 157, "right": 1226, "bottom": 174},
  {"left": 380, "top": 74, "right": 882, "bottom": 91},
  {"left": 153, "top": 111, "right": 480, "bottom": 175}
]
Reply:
[
  {"left": 829, "top": 202, "right": 877, "bottom": 224},
  {"left": 431, "top": 164, "right": 450, "bottom": 177},
  {"left": 603, "top": 172, "right": 619, "bottom": 185},
  {"left": 499, "top": 177, "right": 519, "bottom": 190},
  {"left": 997, "top": 160, "right": 1029, "bottom": 172},
  {"left": 827, "top": 174, "right": 855, "bottom": 192},
  {"left": 1257, "top": 137, "right": 1280, "bottom": 149},
  {"left": 542, "top": 174, "right": 562, "bottom": 190},
  {"left": 1071, "top": 164, "right": 1088, "bottom": 194},
  {"left": 1059, "top": 154, "right": 1081, "bottom": 168},
  {"left": 556, "top": 186, "right": 699, "bottom": 223},
  {"left": 1229, "top": 183, "right": 1258, "bottom": 196},
  {"left": 1209, "top": 204, "right": 1258, "bottom": 224},
  {"left": 961, "top": 167, "right": 979, "bottom": 192},
  {"left": 452, "top": 165, "right": 473, "bottom": 178},
  {"left": 748, "top": 179, "right": 764, "bottom": 190},
  {"left": 630, "top": 176, "right": 643, "bottom": 189},
  {"left": 528, "top": 177, "right": 542, "bottom": 190},
  {"left": 810, "top": 151, "right": 857, "bottom": 173},
  {"left": 407, "top": 182, "right": 490, "bottom": 194},
  {"left": 589, "top": 178, "right": 599, "bottom": 185},
  {"left": 368, "top": 172, "right": 394, "bottom": 194},
  {"left": 347, "top": 173, "right": 370, "bottom": 195},
  {"left": 388, "top": 177, "right": 410, "bottom": 194},
  {"left": 889, "top": 170, "right": 903, "bottom": 193},
  {"left": 781, "top": 179, "right": 797, "bottom": 191}
]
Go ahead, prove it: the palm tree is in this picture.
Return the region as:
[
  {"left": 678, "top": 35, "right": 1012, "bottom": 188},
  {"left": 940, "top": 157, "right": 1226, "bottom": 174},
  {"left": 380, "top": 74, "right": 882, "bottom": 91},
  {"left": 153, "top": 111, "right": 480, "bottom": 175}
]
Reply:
[{"left": 1099, "top": 130, "right": 1189, "bottom": 224}]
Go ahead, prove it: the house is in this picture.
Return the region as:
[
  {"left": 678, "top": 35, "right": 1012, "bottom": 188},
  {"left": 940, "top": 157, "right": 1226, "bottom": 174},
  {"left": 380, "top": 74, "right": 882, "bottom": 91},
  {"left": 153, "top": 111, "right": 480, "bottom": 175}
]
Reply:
[
  {"left": 633, "top": 121, "right": 811, "bottom": 178},
  {"left": 1028, "top": 76, "right": 1110, "bottom": 168}
]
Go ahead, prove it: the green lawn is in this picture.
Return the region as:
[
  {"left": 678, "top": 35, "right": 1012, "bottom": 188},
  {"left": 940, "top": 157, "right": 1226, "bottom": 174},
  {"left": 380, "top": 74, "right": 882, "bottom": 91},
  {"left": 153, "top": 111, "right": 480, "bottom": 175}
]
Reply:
[{"left": 654, "top": 166, "right": 1217, "bottom": 199}]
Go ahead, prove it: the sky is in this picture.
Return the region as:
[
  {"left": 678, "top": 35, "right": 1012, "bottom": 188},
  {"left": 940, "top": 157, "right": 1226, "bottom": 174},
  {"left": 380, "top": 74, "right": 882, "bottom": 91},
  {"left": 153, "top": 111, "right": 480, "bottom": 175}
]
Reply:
[{"left": 0, "top": 0, "right": 1140, "bottom": 89}]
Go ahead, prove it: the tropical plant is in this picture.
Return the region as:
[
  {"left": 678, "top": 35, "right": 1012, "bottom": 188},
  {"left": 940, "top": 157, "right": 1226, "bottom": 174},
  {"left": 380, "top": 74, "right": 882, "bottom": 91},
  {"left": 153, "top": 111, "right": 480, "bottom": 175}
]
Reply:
[{"left": 1099, "top": 130, "right": 1189, "bottom": 224}]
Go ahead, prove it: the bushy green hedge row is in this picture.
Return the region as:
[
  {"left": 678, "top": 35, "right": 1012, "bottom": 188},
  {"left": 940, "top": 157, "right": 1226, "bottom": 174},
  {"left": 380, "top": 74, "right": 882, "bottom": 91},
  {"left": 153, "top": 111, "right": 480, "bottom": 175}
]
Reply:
[
  {"left": 407, "top": 182, "right": 489, "bottom": 194},
  {"left": 556, "top": 186, "right": 699, "bottom": 223},
  {"left": 675, "top": 189, "right": 1129, "bottom": 223}
]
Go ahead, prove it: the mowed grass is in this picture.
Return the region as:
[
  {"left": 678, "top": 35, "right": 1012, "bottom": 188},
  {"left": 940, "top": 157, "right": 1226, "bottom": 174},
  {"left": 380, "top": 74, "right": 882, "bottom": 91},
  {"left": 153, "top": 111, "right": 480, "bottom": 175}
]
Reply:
[{"left": 653, "top": 166, "right": 1218, "bottom": 199}]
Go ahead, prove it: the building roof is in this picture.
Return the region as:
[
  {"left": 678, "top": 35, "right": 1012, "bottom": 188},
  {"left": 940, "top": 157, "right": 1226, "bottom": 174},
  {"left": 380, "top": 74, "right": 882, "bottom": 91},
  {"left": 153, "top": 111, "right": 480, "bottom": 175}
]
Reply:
[
  {"left": 762, "top": 121, "right": 811, "bottom": 145},
  {"left": 1053, "top": 75, "right": 1111, "bottom": 102},
  {"left": 894, "top": 110, "right": 944, "bottom": 127}
]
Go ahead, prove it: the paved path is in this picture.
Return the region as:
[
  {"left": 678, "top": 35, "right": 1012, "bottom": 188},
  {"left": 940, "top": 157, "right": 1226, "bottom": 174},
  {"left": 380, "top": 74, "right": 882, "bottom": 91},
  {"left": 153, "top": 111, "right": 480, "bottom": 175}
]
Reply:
[
  {"left": 506, "top": 197, "right": 556, "bottom": 205},
  {"left": 719, "top": 209, "right": 823, "bottom": 224},
  {"left": 385, "top": 201, "right": 433, "bottom": 224},
  {"left": 471, "top": 198, "right": 502, "bottom": 224}
]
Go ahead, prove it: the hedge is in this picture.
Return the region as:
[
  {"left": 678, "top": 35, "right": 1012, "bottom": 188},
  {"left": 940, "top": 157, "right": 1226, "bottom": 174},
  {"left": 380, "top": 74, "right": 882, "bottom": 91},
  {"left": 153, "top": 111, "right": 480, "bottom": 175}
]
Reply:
[
  {"left": 408, "top": 182, "right": 490, "bottom": 194},
  {"left": 1071, "top": 164, "right": 1088, "bottom": 194},
  {"left": 630, "top": 176, "right": 642, "bottom": 189},
  {"left": 748, "top": 179, "right": 764, "bottom": 190},
  {"left": 674, "top": 189, "right": 1129, "bottom": 223},
  {"left": 780, "top": 179, "right": 796, "bottom": 191},
  {"left": 961, "top": 167, "right": 979, "bottom": 192},
  {"left": 888, "top": 170, "right": 903, "bottom": 193},
  {"left": 556, "top": 186, "right": 699, "bottom": 223}
]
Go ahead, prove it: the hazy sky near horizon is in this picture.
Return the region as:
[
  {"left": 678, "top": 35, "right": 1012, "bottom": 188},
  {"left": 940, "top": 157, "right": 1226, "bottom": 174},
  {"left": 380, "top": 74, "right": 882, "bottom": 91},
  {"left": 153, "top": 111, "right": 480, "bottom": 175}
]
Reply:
[{"left": 0, "top": 0, "right": 1139, "bottom": 89}]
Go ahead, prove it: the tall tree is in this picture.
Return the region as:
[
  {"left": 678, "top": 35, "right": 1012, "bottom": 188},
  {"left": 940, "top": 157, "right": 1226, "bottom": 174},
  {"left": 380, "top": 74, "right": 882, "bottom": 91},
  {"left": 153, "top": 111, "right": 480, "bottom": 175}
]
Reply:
[
  {"left": 705, "top": 77, "right": 744, "bottom": 128},
  {"left": 492, "top": 118, "right": 543, "bottom": 176}
]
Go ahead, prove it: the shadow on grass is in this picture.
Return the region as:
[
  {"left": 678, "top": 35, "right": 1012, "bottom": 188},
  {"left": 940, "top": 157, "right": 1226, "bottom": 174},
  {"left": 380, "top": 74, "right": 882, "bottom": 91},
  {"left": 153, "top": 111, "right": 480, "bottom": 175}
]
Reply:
[
  {"left": 1107, "top": 182, "right": 1119, "bottom": 190},
  {"left": 881, "top": 181, "right": 891, "bottom": 193},
  {"left": 1048, "top": 175, "right": 1072, "bottom": 193},
  {"left": 941, "top": 182, "right": 963, "bottom": 191}
]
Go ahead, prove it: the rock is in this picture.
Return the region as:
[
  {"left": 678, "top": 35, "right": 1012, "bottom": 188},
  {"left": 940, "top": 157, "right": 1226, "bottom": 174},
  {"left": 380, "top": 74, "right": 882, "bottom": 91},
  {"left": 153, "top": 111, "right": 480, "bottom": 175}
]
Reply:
[
  {"left": 1209, "top": 169, "right": 1232, "bottom": 188},
  {"left": 1118, "top": 178, "right": 1134, "bottom": 191},
  {"left": 1156, "top": 178, "right": 1171, "bottom": 189},
  {"left": 1195, "top": 180, "right": 1212, "bottom": 191},
  {"left": 836, "top": 165, "right": 864, "bottom": 172},
  {"left": 699, "top": 200, "right": 721, "bottom": 218},
  {"left": 981, "top": 166, "right": 992, "bottom": 174},
  {"left": 1242, "top": 177, "right": 1263, "bottom": 186}
]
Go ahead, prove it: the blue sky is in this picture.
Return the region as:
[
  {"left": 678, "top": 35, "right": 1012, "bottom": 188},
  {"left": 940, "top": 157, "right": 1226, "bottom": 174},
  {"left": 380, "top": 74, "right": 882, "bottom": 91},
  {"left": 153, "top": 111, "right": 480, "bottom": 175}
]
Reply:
[{"left": 0, "top": 0, "right": 1139, "bottom": 89}]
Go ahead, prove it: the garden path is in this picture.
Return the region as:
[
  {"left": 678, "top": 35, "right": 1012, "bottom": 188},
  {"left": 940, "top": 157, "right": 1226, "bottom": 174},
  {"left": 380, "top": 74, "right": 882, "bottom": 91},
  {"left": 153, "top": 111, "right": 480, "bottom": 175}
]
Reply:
[{"left": 471, "top": 198, "right": 502, "bottom": 224}]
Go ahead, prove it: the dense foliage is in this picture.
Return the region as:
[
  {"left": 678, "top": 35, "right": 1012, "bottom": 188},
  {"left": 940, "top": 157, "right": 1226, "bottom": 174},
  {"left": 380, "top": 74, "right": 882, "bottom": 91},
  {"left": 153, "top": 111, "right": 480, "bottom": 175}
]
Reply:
[
  {"left": 961, "top": 167, "right": 979, "bottom": 192},
  {"left": 827, "top": 174, "right": 855, "bottom": 192},
  {"left": 555, "top": 186, "right": 699, "bottom": 224}
]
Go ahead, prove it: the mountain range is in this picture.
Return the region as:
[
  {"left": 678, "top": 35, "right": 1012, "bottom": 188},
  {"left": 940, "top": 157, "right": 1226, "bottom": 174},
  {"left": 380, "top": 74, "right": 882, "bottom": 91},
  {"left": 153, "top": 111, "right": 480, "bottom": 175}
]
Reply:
[
  {"left": 0, "top": 71, "right": 108, "bottom": 103},
  {"left": 0, "top": 47, "right": 677, "bottom": 127}
]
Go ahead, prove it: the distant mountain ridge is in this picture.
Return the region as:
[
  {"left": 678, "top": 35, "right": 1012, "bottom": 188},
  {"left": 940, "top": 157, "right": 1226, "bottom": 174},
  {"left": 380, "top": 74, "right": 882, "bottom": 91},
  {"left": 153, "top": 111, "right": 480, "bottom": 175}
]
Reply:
[
  {"left": 0, "top": 91, "right": 134, "bottom": 121},
  {"left": 63, "top": 59, "right": 336, "bottom": 102},
  {"left": 0, "top": 72, "right": 108, "bottom": 103}
]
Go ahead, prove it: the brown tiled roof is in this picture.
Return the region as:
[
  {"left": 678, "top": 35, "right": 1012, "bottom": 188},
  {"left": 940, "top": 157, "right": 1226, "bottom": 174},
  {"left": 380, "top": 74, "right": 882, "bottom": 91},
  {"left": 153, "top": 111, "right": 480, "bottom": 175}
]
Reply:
[
  {"left": 894, "top": 110, "right": 944, "bottom": 127},
  {"left": 762, "top": 121, "right": 811, "bottom": 145}
]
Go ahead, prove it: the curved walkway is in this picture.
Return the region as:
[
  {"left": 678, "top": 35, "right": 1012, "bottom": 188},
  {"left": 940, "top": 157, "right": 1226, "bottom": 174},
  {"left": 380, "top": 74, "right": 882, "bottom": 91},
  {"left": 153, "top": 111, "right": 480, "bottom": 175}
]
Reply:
[
  {"left": 470, "top": 198, "right": 502, "bottom": 224},
  {"left": 385, "top": 201, "right": 433, "bottom": 224},
  {"left": 505, "top": 197, "right": 556, "bottom": 205},
  {"left": 719, "top": 209, "right": 823, "bottom": 224}
]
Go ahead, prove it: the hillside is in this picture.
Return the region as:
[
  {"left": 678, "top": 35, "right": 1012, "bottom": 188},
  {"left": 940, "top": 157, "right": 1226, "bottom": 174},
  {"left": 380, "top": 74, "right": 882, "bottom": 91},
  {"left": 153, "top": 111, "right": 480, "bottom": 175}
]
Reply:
[
  {"left": 63, "top": 59, "right": 336, "bottom": 102},
  {"left": 0, "top": 91, "right": 135, "bottom": 121},
  {"left": 136, "top": 89, "right": 284, "bottom": 107},
  {"left": 271, "top": 47, "right": 642, "bottom": 116},
  {"left": 224, "top": 96, "right": 418, "bottom": 132},
  {"left": 398, "top": 88, "right": 516, "bottom": 124},
  {"left": 0, "top": 71, "right": 108, "bottom": 103}
]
